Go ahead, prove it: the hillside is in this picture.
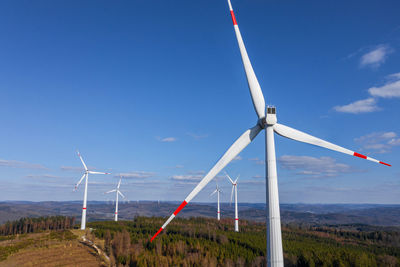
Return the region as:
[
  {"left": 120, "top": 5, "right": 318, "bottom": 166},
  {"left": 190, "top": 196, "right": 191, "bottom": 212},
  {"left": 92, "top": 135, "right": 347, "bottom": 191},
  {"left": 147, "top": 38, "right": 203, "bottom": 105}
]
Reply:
[{"left": 0, "top": 230, "right": 107, "bottom": 267}]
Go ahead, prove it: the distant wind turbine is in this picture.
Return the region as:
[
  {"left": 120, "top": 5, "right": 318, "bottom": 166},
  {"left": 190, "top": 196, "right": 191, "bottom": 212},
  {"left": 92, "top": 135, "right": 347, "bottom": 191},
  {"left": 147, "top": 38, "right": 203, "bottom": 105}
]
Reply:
[
  {"left": 151, "top": 1, "right": 391, "bottom": 266},
  {"left": 210, "top": 180, "right": 222, "bottom": 221},
  {"left": 105, "top": 176, "right": 125, "bottom": 222},
  {"left": 74, "top": 151, "right": 110, "bottom": 230},
  {"left": 226, "top": 172, "right": 240, "bottom": 232}
]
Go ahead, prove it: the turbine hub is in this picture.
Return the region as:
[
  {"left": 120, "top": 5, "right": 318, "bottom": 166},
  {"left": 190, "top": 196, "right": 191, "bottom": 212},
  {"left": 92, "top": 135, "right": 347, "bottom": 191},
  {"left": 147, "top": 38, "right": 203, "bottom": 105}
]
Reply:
[{"left": 266, "top": 106, "right": 277, "bottom": 125}]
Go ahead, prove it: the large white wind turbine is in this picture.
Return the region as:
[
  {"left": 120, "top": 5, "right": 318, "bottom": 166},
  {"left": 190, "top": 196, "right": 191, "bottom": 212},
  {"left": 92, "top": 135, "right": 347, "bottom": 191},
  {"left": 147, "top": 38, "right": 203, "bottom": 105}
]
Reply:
[
  {"left": 210, "top": 181, "right": 222, "bottom": 221},
  {"left": 74, "top": 151, "right": 110, "bottom": 230},
  {"left": 151, "top": 1, "right": 391, "bottom": 266},
  {"left": 105, "top": 176, "right": 125, "bottom": 222},
  {"left": 226, "top": 172, "right": 240, "bottom": 232}
]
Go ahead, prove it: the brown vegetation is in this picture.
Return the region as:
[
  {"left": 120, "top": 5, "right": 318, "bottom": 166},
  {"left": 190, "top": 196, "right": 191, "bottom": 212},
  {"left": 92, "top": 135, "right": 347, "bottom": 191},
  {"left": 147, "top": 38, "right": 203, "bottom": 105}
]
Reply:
[{"left": 0, "top": 230, "right": 105, "bottom": 267}]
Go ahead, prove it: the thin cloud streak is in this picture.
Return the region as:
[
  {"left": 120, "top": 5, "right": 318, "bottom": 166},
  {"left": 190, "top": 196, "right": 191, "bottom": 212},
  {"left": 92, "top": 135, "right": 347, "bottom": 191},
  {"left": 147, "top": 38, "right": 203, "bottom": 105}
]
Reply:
[
  {"left": 249, "top": 157, "right": 265, "bottom": 165},
  {"left": 26, "top": 174, "right": 62, "bottom": 179},
  {"left": 0, "top": 159, "right": 47, "bottom": 170},
  {"left": 186, "top": 132, "right": 209, "bottom": 140},
  {"left": 116, "top": 171, "right": 155, "bottom": 179},
  {"left": 279, "top": 155, "right": 354, "bottom": 178},
  {"left": 61, "top": 166, "right": 85, "bottom": 172},
  {"left": 160, "top": 137, "right": 177, "bottom": 142}
]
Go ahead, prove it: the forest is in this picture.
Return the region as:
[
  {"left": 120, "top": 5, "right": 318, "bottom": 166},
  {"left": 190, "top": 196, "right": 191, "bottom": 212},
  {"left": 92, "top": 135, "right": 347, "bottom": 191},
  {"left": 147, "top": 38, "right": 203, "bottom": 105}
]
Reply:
[
  {"left": 88, "top": 217, "right": 400, "bottom": 267},
  {"left": 0, "top": 215, "right": 399, "bottom": 266},
  {"left": 0, "top": 216, "right": 75, "bottom": 236}
]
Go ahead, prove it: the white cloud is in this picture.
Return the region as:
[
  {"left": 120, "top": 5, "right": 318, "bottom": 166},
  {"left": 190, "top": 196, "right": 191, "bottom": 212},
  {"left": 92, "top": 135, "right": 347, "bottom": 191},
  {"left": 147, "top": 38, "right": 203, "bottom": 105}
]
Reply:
[
  {"left": 334, "top": 73, "right": 400, "bottom": 114},
  {"left": 159, "top": 137, "right": 177, "bottom": 142},
  {"left": 387, "top": 72, "right": 400, "bottom": 79},
  {"left": 360, "top": 45, "right": 391, "bottom": 68},
  {"left": 116, "top": 171, "right": 155, "bottom": 179},
  {"left": 278, "top": 155, "right": 353, "bottom": 178},
  {"left": 252, "top": 175, "right": 263, "bottom": 179},
  {"left": 0, "top": 159, "right": 47, "bottom": 170},
  {"left": 334, "top": 98, "right": 379, "bottom": 114},
  {"left": 368, "top": 79, "right": 400, "bottom": 98},
  {"left": 355, "top": 132, "right": 400, "bottom": 153},
  {"left": 171, "top": 174, "right": 202, "bottom": 182}
]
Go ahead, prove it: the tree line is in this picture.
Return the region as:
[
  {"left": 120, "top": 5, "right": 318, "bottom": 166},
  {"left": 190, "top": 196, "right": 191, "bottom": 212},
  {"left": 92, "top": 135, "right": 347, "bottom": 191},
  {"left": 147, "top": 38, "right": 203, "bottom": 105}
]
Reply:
[{"left": 0, "top": 216, "right": 75, "bottom": 236}]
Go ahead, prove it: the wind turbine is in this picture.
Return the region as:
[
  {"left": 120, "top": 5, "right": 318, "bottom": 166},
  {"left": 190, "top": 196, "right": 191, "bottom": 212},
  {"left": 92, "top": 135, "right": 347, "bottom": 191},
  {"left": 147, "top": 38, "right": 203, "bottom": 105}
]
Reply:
[
  {"left": 226, "top": 172, "right": 240, "bottom": 232},
  {"left": 105, "top": 176, "right": 125, "bottom": 222},
  {"left": 151, "top": 1, "right": 391, "bottom": 266},
  {"left": 74, "top": 151, "right": 110, "bottom": 230},
  {"left": 210, "top": 180, "right": 222, "bottom": 221}
]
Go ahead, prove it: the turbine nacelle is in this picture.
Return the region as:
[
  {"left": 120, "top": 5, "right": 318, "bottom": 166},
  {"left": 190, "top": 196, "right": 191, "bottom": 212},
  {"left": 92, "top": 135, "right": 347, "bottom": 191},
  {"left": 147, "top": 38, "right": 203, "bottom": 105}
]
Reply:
[{"left": 266, "top": 106, "right": 277, "bottom": 125}]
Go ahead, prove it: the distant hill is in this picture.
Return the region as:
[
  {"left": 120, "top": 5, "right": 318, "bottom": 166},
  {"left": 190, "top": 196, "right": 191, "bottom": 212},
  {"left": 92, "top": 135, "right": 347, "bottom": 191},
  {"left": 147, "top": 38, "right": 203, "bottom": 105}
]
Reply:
[{"left": 1, "top": 201, "right": 400, "bottom": 227}]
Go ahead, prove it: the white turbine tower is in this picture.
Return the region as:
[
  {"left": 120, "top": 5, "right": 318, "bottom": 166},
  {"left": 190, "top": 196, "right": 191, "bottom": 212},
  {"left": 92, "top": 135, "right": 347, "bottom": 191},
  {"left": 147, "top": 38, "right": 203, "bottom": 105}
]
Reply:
[
  {"left": 74, "top": 151, "right": 110, "bottom": 230},
  {"left": 105, "top": 176, "right": 125, "bottom": 222},
  {"left": 226, "top": 172, "right": 240, "bottom": 232},
  {"left": 151, "top": 1, "right": 391, "bottom": 266},
  {"left": 210, "top": 181, "right": 222, "bottom": 221}
]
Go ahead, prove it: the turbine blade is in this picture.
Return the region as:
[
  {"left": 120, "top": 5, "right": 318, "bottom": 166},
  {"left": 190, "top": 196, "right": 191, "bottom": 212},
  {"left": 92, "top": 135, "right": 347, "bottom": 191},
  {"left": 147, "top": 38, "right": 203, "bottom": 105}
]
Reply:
[
  {"left": 273, "top": 123, "right": 391, "bottom": 166},
  {"left": 74, "top": 173, "right": 86, "bottom": 191},
  {"left": 118, "top": 191, "right": 125, "bottom": 198},
  {"left": 227, "top": 0, "right": 265, "bottom": 119},
  {"left": 77, "top": 151, "right": 88, "bottom": 171},
  {"left": 210, "top": 189, "right": 218, "bottom": 197},
  {"left": 225, "top": 172, "right": 234, "bottom": 184},
  {"left": 150, "top": 124, "right": 262, "bottom": 242},
  {"left": 88, "top": 171, "right": 110, "bottom": 175},
  {"left": 105, "top": 189, "right": 116, "bottom": 194},
  {"left": 235, "top": 174, "right": 240, "bottom": 184},
  {"left": 117, "top": 177, "right": 122, "bottom": 189}
]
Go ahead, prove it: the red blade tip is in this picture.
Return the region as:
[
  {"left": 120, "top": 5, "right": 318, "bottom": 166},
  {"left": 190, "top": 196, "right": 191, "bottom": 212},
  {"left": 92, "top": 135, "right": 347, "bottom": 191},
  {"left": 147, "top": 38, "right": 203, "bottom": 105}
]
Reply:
[
  {"left": 151, "top": 227, "right": 163, "bottom": 242},
  {"left": 380, "top": 161, "right": 391, "bottom": 167},
  {"left": 230, "top": 11, "right": 237, "bottom": 25}
]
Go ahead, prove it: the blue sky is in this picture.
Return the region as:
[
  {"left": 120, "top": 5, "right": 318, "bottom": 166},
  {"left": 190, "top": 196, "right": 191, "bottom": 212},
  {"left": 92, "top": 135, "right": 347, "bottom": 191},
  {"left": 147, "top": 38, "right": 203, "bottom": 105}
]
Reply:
[{"left": 0, "top": 0, "right": 399, "bottom": 204}]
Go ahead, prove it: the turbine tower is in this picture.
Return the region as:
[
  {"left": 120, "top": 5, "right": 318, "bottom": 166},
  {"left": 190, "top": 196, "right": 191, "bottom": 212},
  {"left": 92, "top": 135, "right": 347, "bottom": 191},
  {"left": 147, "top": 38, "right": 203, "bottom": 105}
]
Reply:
[
  {"left": 226, "top": 172, "right": 240, "bottom": 232},
  {"left": 151, "top": 1, "right": 391, "bottom": 266},
  {"left": 105, "top": 176, "right": 125, "bottom": 222},
  {"left": 210, "top": 181, "right": 222, "bottom": 221},
  {"left": 74, "top": 151, "right": 110, "bottom": 230}
]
